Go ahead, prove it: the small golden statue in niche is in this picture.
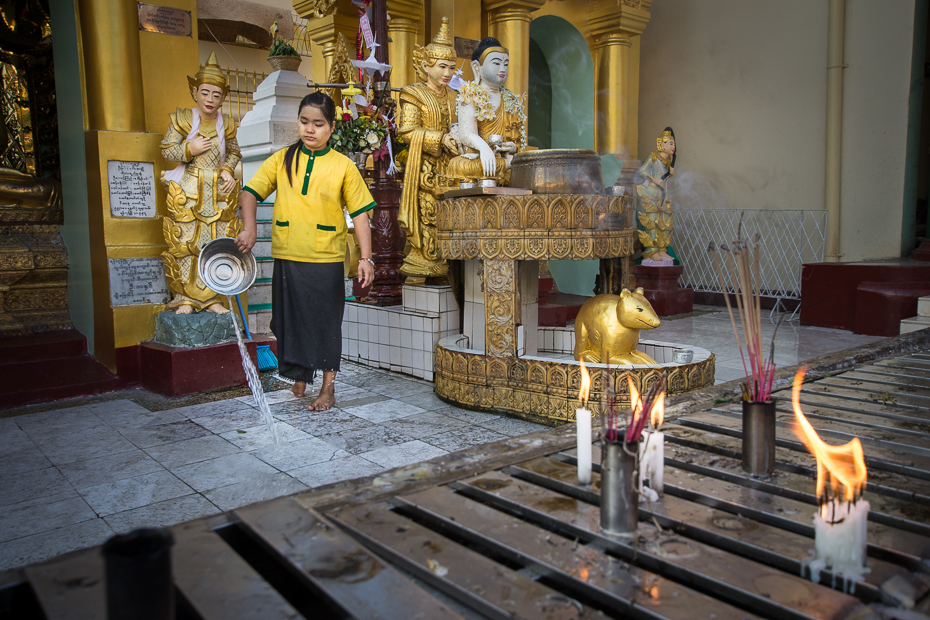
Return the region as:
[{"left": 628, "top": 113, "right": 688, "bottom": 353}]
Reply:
[
  {"left": 573, "top": 288, "right": 661, "bottom": 365},
  {"left": 396, "top": 17, "right": 459, "bottom": 279},
  {"left": 635, "top": 127, "right": 676, "bottom": 264},
  {"left": 160, "top": 52, "right": 242, "bottom": 315},
  {"left": 445, "top": 37, "right": 526, "bottom": 187}
]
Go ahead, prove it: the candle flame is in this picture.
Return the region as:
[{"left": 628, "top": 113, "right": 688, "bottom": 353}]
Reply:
[
  {"left": 578, "top": 362, "right": 591, "bottom": 405},
  {"left": 628, "top": 376, "right": 643, "bottom": 431},
  {"left": 790, "top": 369, "right": 867, "bottom": 505},
  {"left": 651, "top": 390, "right": 665, "bottom": 429}
]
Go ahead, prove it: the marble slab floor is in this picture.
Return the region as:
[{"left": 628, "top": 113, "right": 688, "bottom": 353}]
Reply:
[{"left": 0, "top": 307, "right": 883, "bottom": 571}]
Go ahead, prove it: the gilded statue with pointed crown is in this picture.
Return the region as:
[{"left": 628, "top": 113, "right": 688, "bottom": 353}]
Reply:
[
  {"left": 634, "top": 127, "right": 676, "bottom": 264},
  {"left": 396, "top": 17, "right": 459, "bottom": 278},
  {"left": 160, "top": 52, "right": 242, "bottom": 314},
  {"left": 445, "top": 37, "right": 526, "bottom": 187}
]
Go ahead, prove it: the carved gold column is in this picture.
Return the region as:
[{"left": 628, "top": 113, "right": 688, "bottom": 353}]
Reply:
[
  {"left": 589, "top": 4, "right": 650, "bottom": 157},
  {"left": 387, "top": 0, "right": 423, "bottom": 89},
  {"left": 78, "top": 0, "right": 145, "bottom": 131},
  {"left": 304, "top": 10, "right": 359, "bottom": 84},
  {"left": 483, "top": 0, "right": 545, "bottom": 98},
  {"left": 484, "top": 259, "right": 520, "bottom": 358}
]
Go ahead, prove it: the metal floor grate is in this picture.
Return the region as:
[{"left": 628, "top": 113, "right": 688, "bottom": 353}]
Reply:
[{"left": 2, "top": 351, "right": 929, "bottom": 619}]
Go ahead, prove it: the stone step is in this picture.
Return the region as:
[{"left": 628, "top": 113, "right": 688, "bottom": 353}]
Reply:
[
  {"left": 257, "top": 203, "right": 273, "bottom": 221},
  {"left": 257, "top": 220, "right": 272, "bottom": 238},
  {"left": 900, "top": 315, "right": 930, "bottom": 334},
  {"left": 919, "top": 296, "right": 930, "bottom": 317},
  {"left": 248, "top": 308, "right": 272, "bottom": 335},
  {"left": 248, "top": 280, "right": 272, "bottom": 305},
  {"left": 256, "top": 258, "right": 274, "bottom": 279},
  {"left": 254, "top": 238, "right": 272, "bottom": 257}
]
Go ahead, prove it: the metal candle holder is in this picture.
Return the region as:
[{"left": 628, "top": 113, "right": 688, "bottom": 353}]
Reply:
[
  {"left": 102, "top": 528, "right": 175, "bottom": 620},
  {"left": 742, "top": 399, "right": 777, "bottom": 475},
  {"left": 600, "top": 436, "right": 639, "bottom": 535}
]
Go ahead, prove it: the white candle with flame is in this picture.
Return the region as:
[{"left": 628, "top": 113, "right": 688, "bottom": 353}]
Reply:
[
  {"left": 576, "top": 363, "right": 592, "bottom": 485},
  {"left": 639, "top": 430, "right": 664, "bottom": 495},
  {"left": 790, "top": 370, "right": 870, "bottom": 586},
  {"left": 811, "top": 498, "right": 870, "bottom": 585},
  {"left": 634, "top": 379, "right": 665, "bottom": 496}
]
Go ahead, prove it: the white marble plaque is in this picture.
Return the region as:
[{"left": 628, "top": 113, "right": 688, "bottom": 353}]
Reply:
[
  {"left": 108, "top": 258, "right": 170, "bottom": 306},
  {"left": 108, "top": 160, "right": 157, "bottom": 218}
]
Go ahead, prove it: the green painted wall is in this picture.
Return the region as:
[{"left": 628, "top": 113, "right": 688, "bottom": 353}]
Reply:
[
  {"left": 527, "top": 38, "right": 552, "bottom": 149},
  {"left": 528, "top": 16, "right": 598, "bottom": 297},
  {"left": 49, "top": 0, "right": 94, "bottom": 351}
]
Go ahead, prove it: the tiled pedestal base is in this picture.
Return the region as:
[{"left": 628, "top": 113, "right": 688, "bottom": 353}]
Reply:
[{"left": 341, "top": 284, "right": 459, "bottom": 380}]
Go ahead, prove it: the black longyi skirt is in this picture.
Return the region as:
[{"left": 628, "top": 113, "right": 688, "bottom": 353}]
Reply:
[{"left": 270, "top": 259, "right": 345, "bottom": 384}]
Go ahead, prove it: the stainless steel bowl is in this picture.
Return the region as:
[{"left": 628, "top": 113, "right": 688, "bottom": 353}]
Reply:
[
  {"left": 672, "top": 349, "right": 694, "bottom": 364},
  {"left": 478, "top": 178, "right": 497, "bottom": 188},
  {"left": 605, "top": 185, "right": 626, "bottom": 196},
  {"left": 197, "top": 237, "right": 257, "bottom": 296},
  {"left": 459, "top": 182, "right": 477, "bottom": 189}
]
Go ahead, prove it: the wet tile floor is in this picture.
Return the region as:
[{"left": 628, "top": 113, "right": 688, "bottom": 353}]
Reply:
[{"left": 0, "top": 307, "right": 883, "bottom": 571}]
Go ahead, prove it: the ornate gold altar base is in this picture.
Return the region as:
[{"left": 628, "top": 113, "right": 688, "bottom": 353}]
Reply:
[
  {"left": 435, "top": 336, "right": 716, "bottom": 425},
  {"left": 434, "top": 192, "right": 717, "bottom": 424}
]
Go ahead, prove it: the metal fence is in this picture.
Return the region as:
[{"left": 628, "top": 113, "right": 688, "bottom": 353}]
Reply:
[
  {"left": 222, "top": 68, "right": 267, "bottom": 125},
  {"left": 674, "top": 209, "right": 828, "bottom": 302}
]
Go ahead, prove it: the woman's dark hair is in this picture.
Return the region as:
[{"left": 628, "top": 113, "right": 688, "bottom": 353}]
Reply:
[{"left": 283, "top": 91, "right": 337, "bottom": 186}]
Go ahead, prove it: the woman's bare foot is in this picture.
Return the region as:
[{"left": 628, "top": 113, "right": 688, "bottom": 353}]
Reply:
[
  {"left": 308, "top": 370, "right": 336, "bottom": 411},
  {"left": 291, "top": 381, "right": 306, "bottom": 398},
  {"left": 308, "top": 382, "right": 335, "bottom": 411},
  {"left": 175, "top": 304, "right": 193, "bottom": 315},
  {"left": 207, "top": 302, "right": 229, "bottom": 314}
]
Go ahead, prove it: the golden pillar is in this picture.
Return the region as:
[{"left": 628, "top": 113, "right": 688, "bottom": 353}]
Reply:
[
  {"left": 305, "top": 11, "right": 358, "bottom": 84},
  {"left": 589, "top": 4, "right": 650, "bottom": 158},
  {"left": 78, "top": 0, "right": 145, "bottom": 132},
  {"left": 388, "top": 0, "right": 423, "bottom": 89},
  {"left": 483, "top": 0, "right": 545, "bottom": 98}
]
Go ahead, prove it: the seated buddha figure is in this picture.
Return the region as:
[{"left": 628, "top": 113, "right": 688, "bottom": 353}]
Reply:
[{"left": 445, "top": 37, "right": 526, "bottom": 186}]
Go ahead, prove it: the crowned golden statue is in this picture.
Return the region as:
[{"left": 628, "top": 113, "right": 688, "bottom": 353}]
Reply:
[
  {"left": 396, "top": 17, "right": 459, "bottom": 278},
  {"left": 160, "top": 52, "right": 242, "bottom": 314},
  {"left": 445, "top": 37, "right": 526, "bottom": 187},
  {"left": 635, "top": 127, "right": 676, "bottom": 263}
]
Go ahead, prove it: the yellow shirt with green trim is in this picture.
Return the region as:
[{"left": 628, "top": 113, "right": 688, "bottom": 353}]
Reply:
[{"left": 244, "top": 145, "right": 376, "bottom": 263}]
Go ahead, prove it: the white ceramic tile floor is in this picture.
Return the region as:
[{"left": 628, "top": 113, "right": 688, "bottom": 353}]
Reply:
[{"left": 0, "top": 308, "right": 884, "bottom": 571}]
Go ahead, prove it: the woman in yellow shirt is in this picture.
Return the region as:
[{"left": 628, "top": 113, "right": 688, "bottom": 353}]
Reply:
[{"left": 236, "top": 92, "right": 376, "bottom": 411}]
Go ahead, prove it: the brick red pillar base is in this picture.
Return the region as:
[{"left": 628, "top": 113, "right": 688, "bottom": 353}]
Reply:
[{"left": 633, "top": 264, "right": 693, "bottom": 316}]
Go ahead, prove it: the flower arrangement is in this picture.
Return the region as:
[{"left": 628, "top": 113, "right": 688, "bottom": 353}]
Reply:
[
  {"left": 268, "top": 39, "right": 300, "bottom": 58},
  {"left": 331, "top": 104, "right": 389, "bottom": 156}
]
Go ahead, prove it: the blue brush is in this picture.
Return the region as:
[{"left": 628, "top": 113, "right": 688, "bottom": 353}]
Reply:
[{"left": 235, "top": 295, "right": 278, "bottom": 371}]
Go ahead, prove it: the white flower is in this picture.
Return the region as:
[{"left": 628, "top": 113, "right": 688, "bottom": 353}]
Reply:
[{"left": 366, "top": 132, "right": 380, "bottom": 145}]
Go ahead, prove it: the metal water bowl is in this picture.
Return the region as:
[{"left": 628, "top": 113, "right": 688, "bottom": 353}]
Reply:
[{"left": 197, "top": 237, "right": 257, "bottom": 296}]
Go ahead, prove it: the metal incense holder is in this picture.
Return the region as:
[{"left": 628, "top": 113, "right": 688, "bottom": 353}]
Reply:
[
  {"left": 742, "top": 399, "right": 777, "bottom": 475},
  {"left": 600, "top": 436, "right": 639, "bottom": 536},
  {"left": 102, "top": 528, "right": 175, "bottom": 620}
]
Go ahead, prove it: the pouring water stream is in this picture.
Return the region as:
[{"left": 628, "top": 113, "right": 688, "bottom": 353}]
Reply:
[{"left": 227, "top": 295, "right": 279, "bottom": 444}]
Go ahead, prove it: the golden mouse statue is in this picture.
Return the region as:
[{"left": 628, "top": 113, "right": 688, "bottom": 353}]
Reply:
[{"left": 573, "top": 288, "right": 661, "bottom": 365}]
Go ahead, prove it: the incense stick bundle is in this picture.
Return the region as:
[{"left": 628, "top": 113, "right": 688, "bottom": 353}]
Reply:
[{"left": 708, "top": 234, "right": 777, "bottom": 402}]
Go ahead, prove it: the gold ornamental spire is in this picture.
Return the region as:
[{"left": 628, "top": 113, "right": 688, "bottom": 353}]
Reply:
[{"left": 187, "top": 52, "right": 230, "bottom": 97}]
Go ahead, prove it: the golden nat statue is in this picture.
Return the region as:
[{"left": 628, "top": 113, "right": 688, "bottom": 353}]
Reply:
[
  {"left": 160, "top": 52, "right": 242, "bottom": 315},
  {"left": 396, "top": 17, "right": 459, "bottom": 279},
  {"left": 573, "top": 289, "right": 661, "bottom": 365}
]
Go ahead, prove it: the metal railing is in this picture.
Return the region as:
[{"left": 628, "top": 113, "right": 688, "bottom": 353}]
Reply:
[
  {"left": 674, "top": 208, "right": 828, "bottom": 304},
  {"left": 222, "top": 68, "right": 267, "bottom": 125}
]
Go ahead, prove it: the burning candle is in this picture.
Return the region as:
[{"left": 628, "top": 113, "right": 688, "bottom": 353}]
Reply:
[
  {"left": 790, "top": 370, "right": 870, "bottom": 586},
  {"left": 633, "top": 378, "right": 666, "bottom": 496},
  {"left": 576, "top": 362, "right": 592, "bottom": 485}
]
